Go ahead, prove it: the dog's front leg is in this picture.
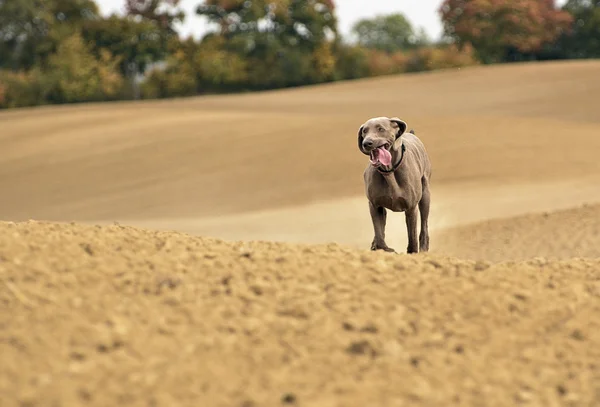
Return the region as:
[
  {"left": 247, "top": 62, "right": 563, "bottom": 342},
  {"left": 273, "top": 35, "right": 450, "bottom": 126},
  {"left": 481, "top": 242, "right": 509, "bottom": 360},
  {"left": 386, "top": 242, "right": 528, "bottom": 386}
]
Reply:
[
  {"left": 369, "top": 202, "right": 395, "bottom": 252},
  {"left": 405, "top": 206, "right": 419, "bottom": 254}
]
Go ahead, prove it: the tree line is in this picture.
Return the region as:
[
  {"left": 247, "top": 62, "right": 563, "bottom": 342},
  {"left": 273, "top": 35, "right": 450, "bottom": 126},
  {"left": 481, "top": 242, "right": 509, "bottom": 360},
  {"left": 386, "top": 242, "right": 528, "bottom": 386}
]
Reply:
[{"left": 0, "top": 0, "right": 598, "bottom": 109}]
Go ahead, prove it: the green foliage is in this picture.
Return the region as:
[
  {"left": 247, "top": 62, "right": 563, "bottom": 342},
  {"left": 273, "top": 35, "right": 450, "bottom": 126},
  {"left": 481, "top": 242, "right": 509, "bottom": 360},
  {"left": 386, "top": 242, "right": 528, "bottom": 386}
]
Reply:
[
  {"left": 144, "top": 59, "right": 198, "bottom": 98},
  {"left": 560, "top": 0, "right": 600, "bottom": 58},
  {"left": 352, "top": 13, "right": 428, "bottom": 53},
  {"left": 82, "top": 15, "right": 166, "bottom": 76},
  {"left": 141, "top": 38, "right": 199, "bottom": 99},
  {"left": 0, "top": 0, "right": 41, "bottom": 69},
  {"left": 139, "top": 69, "right": 167, "bottom": 99},
  {"left": 0, "top": 31, "right": 123, "bottom": 108},
  {"left": 126, "top": 0, "right": 185, "bottom": 34},
  {"left": 279, "top": 0, "right": 338, "bottom": 50},
  {"left": 46, "top": 33, "right": 123, "bottom": 103},
  {"left": 311, "top": 42, "right": 336, "bottom": 82},
  {"left": 0, "top": 69, "right": 48, "bottom": 108},
  {"left": 333, "top": 44, "right": 370, "bottom": 80},
  {"left": 439, "top": 0, "right": 574, "bottom": 63},
  {"left": 194, "top": 36, "right": 248, "bottom": 91},
  {"left": 195, "top": 1, "right": 337, "bottom": 90},
  {"left": 198, "top": 0, "right": 336, "bottom": 51},
  {"left": 0, "top": 0, "right": 99, "bottom": 70}
]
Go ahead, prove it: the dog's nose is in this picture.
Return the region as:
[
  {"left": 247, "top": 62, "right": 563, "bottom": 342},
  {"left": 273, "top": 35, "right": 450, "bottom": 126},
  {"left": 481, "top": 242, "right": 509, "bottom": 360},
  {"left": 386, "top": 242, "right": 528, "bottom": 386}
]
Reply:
[{"left": 362, "top": 139, "right": 374, "bottom": 150}]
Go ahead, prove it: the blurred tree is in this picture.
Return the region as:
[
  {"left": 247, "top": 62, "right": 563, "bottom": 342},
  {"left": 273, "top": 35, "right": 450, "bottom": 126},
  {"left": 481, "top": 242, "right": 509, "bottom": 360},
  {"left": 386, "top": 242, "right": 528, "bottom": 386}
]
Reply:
[
  {"left": 0, "top": 0, "right": 98, "bottom": 70},
  {"left": 197, "top": 0, "right": 268, "bottom": 36},
  {"left": 352, "top": 13, "right": 428, "bottom": 53},
  {"left": 46, "top": 32, "right": 123, "bottom": 103},
  {"left": 82, "top": 15, "right": 166, "bottom": 77},
  {"left": 197, "top": 0, "right": 336, "bottom": 50},
  {"left": 196, "top": 0, "right": 337, "bottom": 89},
  {"left": 311, "top": 41, "right": 336, "bottom": 81},
  {"left": 404, "top": 43, "right": 479, "bottom": 72},
  {"left": 193, "top": 35, "right": 248, "bottom": 91},
  {"left": 439, "top": 0, "right": 573, "bottom": 63},
  {"left": 121, "top": 0, "right": 185, "bottom": 97},
  {"left": 141, "top": 42, "right": 197, "bottom": 98},
  {"left": 275, "top": 0, "right": 337, "bottom": 50},
  {"left": 560, "top": 0, "right": 600, "bottom": 58},
  {"left": 332, "top": 43, "right": 369, "bottom": 80},
  {"left": 0, "top": 69, "right": 48, "bottom": 108},
  {"left": 125, "top": 0, "right": 185, "bottom": 34}
]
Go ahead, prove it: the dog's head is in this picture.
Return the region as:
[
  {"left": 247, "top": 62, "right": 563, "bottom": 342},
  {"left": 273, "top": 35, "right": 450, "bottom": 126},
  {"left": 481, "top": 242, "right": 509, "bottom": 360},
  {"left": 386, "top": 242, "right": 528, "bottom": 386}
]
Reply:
[{"left": 357, "top": 117, "right": 407, "bottom": 166}]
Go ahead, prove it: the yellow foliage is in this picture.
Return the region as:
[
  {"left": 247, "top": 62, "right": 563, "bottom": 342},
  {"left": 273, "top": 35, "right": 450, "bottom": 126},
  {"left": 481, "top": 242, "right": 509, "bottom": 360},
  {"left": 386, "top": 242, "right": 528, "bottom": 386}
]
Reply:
[
  {"left": 48, "top": 33, "right": 124, "bottom": 103},
  {"left": 97, "top": 49, "right": 124, "bottom": 98},
  {"left": 194, "top": 47, "right": 248, "bottom": 87},
  {"left": 311, "top": 42, "right": 336, "bottom": 81},
  {"left": 365, "top": 43, "right": 479, "bottom": 78},
  {"left": 0, "top": 69, "right": 47, "bottom": 108},
  {"left": 366, "top": 50, "right": 405, "bottom": 77}
]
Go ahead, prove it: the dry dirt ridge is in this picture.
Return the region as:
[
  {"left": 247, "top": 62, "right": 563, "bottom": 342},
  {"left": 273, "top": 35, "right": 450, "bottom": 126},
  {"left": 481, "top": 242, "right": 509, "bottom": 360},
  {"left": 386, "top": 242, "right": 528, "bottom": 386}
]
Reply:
[
  {"left": 435, "top": 203, "right": 600, "bottom": 262},
  {"left": 2, "top": 221, "right": 600, "bottom": 407}
]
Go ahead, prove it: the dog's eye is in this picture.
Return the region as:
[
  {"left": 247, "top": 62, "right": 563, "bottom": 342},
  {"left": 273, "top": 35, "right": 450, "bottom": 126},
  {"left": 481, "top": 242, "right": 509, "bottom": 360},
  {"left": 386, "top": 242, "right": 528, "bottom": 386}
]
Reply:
[
  {"left": 363, "top": 128, "right": 368, "bottom": 134},
  {"left": 378, "top": 127, "right": 384, "bottom": 132}
]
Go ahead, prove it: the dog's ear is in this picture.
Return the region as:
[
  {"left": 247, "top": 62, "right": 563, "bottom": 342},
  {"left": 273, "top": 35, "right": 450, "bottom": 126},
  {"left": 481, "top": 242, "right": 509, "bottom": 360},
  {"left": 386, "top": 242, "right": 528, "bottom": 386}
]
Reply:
[
  {"left": 389, "top": 118, "right": 407, "bottom": 139},
  {"left": 357, "top": 124, "right": 369, "bottom": 155}
]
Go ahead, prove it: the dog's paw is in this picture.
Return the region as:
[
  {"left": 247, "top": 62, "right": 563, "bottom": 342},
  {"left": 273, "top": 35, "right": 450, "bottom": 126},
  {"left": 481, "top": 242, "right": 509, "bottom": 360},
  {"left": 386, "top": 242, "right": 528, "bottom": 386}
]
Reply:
[{"left": 371, "top": 242, "right": 396, "bottom": 253}]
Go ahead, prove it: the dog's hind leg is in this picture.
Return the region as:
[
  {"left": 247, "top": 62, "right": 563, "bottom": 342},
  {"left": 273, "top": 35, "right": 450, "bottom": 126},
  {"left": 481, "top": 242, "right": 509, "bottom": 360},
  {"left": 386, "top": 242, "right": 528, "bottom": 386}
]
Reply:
[
  {"left": 418, "top": 177, "right": 430, "bottom": 252},
  {"left": 369, "top": 202, "right": 395, "bottom": 252}
]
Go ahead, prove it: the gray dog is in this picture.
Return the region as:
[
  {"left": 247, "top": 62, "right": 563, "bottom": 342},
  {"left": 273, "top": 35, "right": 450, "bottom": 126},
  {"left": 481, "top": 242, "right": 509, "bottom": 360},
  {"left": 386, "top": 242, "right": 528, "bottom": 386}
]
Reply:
[{"left": 358, "top": 117, "right": 432, "bottom": 254}]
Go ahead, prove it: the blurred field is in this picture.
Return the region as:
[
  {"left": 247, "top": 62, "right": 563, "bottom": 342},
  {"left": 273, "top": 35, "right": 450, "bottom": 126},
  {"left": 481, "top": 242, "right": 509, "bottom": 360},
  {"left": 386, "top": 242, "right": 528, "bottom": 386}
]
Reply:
[
  {"left": 2, "top": 60, "right": 600, "bottom": 217},
  {"left": 2, "top": 60, "right": 600, "bottom": 406},
  {"left": 437, "top": 203, "right": 600, "bottom": 262}
]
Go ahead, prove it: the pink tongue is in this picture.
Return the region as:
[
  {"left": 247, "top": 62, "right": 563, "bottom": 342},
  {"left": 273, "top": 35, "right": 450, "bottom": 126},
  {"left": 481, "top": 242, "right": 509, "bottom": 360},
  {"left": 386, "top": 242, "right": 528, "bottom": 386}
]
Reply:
[{"left": 377, "top": 147, "right": 392, "bottom": 166}]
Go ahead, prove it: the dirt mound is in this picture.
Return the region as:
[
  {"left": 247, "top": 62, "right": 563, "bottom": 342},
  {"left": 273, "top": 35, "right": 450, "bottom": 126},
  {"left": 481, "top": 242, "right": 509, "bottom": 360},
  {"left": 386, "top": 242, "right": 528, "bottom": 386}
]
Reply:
[
  {"left": 435, "top": 203, "right": 600, "bottom": 262},
  {"left": 2, "top": 221, "right": 600, "bottom": 407}
]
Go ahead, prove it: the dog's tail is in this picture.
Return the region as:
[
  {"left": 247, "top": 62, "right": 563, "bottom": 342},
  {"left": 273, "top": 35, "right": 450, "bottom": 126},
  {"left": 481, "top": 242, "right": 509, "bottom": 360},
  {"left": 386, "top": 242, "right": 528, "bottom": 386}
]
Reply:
[{"left": 409, "top": 129, "right": 416, "bottom": 135}]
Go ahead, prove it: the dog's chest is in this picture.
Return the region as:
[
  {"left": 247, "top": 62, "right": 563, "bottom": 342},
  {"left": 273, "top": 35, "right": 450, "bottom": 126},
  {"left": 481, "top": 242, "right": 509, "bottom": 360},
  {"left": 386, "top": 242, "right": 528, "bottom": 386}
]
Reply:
[{"left": 366, "top": 182, "right": 409, "bottom": 212}]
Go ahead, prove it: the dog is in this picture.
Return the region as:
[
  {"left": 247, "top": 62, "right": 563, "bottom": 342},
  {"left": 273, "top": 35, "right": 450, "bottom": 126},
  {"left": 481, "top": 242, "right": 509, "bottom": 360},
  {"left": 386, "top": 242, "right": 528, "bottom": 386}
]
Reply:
[{"left": 357, "top": 117, "right": 432, "bottom": 254}]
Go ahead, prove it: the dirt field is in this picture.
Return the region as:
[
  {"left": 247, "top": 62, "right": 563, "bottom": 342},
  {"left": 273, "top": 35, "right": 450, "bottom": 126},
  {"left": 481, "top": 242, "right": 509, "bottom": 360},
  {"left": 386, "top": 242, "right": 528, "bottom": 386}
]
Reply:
[
  {"left": 2, "top": 60, "right": 600, "bottom": 406},
  {"left": 2, "top": 220, "right": 600, "bottom": 407},
  {"left": 436, "top": 203, "right": 600, "bottom": 262}
]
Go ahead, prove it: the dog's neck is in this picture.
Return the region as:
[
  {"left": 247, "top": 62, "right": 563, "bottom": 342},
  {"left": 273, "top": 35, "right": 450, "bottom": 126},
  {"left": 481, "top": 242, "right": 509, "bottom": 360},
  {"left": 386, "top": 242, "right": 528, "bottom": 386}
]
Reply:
[
  {"left": 377, "top": 139, "right": 406, "bottom": 176},
  {"left": 378, "top": 141, "right": 406, "bottom": 200}
]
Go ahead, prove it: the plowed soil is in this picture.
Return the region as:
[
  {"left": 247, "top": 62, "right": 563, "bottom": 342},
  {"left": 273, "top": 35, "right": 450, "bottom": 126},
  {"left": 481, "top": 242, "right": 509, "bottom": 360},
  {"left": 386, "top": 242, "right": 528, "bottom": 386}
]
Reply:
[
  {"left": 2, "top": 221, "right": 600, "bottom": 407},
  {"left": 436, "top": 203, "right": 600, "bottom": 262}
]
